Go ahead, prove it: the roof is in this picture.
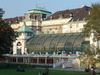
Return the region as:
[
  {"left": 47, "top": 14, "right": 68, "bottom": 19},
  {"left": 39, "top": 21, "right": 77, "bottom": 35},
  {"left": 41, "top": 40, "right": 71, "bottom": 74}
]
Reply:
[
  {"left": 27, "top": 6, "right": 52, "bottom": 14},
  {"left": 4, "top": 5, "right": 90, "bottom": 24},
  {"left": 72, "top": 6, "right": 90, "bottom": 21},
  {"left": 26, "top": 33, "right": 89, "bottom": 53},
  {"left": 4, "top": 6, "right": 52, "bottom": 24},
  {"left": 4, "top": 16, "right": 23, "bottom": 24},
  {"left": 45, "top": 6, "right": 90, "bottom": 21},
  {"left": 17, "top": 22, "right": 33, "bottom": 33}
]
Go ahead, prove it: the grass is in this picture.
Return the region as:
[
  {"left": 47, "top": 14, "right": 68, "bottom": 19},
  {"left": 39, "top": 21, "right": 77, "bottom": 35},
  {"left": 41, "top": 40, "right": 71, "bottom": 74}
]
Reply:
[
  {"left": 0, "top": 63, "right": 52, "bottom": 69},
  {"left": 0, "top": 68, "right": 99, "bottom": 75},
  {"left": 0, "top": 63, "right": 99, "bottom": 75},
  {"left": 0, "top": 63, "right": 32, "bottom": 69}
]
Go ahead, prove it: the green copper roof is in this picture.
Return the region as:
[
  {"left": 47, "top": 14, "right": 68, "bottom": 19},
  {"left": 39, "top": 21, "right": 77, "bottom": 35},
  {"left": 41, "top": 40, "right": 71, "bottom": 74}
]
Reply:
[
  {"left": 27, "top": 6, "right": 52, "bottom": 14},
  {"left": 30, "top": 6, "right": 47, "bottom": 11},
  {"left": 17, "top": 22, "right": 33, "bottom": 33}
]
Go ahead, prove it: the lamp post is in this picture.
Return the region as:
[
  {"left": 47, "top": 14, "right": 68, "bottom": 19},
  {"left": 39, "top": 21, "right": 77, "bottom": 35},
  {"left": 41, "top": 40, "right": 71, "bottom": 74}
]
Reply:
[
  {"left": 47, "top": 55, "right": 49, "bottom": 68},
  {"left": 44, "top": 46, "right": 46, "bottom": 54}
]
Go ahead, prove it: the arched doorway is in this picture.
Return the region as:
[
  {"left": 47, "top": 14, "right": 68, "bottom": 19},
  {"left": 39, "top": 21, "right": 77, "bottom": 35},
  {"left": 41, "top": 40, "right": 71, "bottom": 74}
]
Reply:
[{"left": 17, "top": 42, "right": 22, "bottom": 54}]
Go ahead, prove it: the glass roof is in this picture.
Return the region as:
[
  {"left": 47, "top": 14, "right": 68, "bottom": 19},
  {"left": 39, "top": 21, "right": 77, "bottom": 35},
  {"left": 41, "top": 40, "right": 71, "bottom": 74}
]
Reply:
[{"left": 26, "top": 33, "right": 89, "bottom": 54}]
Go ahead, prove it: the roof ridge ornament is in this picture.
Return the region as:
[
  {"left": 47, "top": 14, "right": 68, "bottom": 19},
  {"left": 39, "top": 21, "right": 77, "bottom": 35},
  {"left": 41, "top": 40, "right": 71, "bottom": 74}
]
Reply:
[
  {"left": 44, "top": 6, "right": 45, "bottom": 9},
  {"left": 22, "top": 20, "right": 26, "bottom": 26},
  {"left": 36, "top": 4, "right": 38, "bottom": 7},
  {"left": 23, "top": 21, "right": 26, "bottom": 26}
]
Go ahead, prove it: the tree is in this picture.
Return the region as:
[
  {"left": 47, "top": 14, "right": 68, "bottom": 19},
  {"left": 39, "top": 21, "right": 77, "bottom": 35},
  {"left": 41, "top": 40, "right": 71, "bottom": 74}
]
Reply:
[
  {"left": 78, "top": 47, "right": 97, "bottom": 68},
  {"left": 0, "top": 17, "right": 16, "bottom": 57},
  {"left": 82, "top": 3, "right": 100, "bottom": 40},
  {"left": 81, "top": 3, "right": 100, "bottom": 68},
  {"left": 78, "top": 44, "right": 100, "bottom": 68}
]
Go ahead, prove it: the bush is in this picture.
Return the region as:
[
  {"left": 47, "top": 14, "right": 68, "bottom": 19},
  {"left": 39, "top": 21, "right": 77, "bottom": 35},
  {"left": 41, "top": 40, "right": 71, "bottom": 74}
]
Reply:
[{"left": 0, "top": 63, "right": 32, "bottom": 69}]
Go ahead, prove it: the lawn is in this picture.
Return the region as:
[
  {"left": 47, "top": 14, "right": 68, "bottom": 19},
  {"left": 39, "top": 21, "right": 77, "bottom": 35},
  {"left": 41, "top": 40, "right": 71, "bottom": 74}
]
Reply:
[
  {"left": 0, "top": 68, "right": 99, "bottom": 75},
  {"left": 0, "top": 63, "right": 99, "bottom": 75}
]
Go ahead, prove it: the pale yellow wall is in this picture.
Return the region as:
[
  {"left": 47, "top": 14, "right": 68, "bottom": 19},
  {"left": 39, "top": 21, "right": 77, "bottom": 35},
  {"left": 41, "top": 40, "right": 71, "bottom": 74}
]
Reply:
[
  {"left": 66, "top": 21, "right": 86, "bottom": 33},
  {"left": 10, "top": 20, "right": 40, "bottom": 34},
  {"left": 42, "top": 18, "right": 71, "bottom": 26},
  {"left": 10, "top": 17, "right": 87, "bottom": 35},
  {"left": 42, "top": 19, "right": 86, "bottom": 34}
]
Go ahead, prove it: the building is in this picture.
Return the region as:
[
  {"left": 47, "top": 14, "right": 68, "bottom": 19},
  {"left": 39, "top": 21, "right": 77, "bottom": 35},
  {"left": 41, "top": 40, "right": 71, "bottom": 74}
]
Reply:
[{"left": 4, "top": 5, "right": 99, "bottom": 68}]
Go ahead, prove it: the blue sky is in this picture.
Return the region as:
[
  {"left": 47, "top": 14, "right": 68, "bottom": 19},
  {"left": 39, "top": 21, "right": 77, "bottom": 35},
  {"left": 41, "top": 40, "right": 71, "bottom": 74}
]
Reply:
[{"left": 0, "top": 0, "right": 100, "bottom": 19}]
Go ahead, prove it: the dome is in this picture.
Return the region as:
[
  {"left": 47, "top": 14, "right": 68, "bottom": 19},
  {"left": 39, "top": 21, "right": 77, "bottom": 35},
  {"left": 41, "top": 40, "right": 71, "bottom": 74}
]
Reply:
[
  {"left": 27, "top": 5, "right": 52, "bottom": 14},
  {"left": 17, "top": 22, "right": 33, "bottom": 33}
]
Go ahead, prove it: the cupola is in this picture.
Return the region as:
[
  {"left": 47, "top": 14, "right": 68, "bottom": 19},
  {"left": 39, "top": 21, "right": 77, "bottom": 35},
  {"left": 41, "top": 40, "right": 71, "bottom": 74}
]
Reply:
[
  {"left": 17, "top": 22, "right": 33, "bottom": 37},
  {"left": 24, "top": 5, "right": 52, "bottom": 20},
  {"left": 27, "top": 5, "right": 52, "bottom": 15}
]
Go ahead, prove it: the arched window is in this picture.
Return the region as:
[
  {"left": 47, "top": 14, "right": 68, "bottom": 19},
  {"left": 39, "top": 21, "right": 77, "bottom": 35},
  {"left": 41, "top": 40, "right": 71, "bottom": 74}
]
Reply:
[{"left": 17, "top": 42, "right": 22, "bottom": 46}]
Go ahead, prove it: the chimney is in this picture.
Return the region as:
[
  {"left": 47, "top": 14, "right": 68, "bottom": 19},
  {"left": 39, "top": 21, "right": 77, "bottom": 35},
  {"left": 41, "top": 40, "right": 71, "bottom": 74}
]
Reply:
[
  {"left": 70, "top": 12, "right": 74, "bottom": 17},
  {"left": 82, "top": 4, "right": 86, "bottom": 7}
]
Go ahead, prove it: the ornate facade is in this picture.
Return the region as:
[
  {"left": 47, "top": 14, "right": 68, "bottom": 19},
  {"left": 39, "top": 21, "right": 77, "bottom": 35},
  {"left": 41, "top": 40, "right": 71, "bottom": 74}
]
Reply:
[{"left": 3, "top": 5, "right": 100, "bottom": 69}]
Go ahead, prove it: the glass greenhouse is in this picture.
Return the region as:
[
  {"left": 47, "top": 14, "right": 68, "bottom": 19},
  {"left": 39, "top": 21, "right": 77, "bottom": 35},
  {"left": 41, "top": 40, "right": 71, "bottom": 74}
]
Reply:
[{"left": 26, "top": 33, "right": 89, "bottom": 54}]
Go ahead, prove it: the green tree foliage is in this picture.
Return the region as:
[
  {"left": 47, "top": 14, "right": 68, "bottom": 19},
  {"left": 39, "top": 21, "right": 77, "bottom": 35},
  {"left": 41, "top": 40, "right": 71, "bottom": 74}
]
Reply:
[
  {"left": 81, "top": 3, "right": 100, "bottom": 67},
  {"left": 0, "top": 17, "right": 16, "bottom": 57},
  {"left": 79, "top": 48, "right": 97, "bottom": 67},
  {"left": 78, "top": 44, "right": 100, "bottom": 68},
  {"left": 82, "top": 3, "right": 100, "bottom": 40}
]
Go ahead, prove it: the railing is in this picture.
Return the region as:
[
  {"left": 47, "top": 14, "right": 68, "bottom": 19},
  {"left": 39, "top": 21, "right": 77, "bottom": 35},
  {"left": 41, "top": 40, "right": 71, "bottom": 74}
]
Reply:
[
  {"left": 53, "top": 59, "right": 64, "bottom": 68},
  {"left": 62, "top": 59, "right": 73, "bottom": 68}
]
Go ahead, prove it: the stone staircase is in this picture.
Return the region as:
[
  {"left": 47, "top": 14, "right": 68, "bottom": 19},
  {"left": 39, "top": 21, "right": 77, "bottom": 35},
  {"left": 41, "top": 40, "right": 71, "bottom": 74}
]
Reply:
[
  {"left": 53, "top": 59, "right": 64, "bottom": 68},
  {"left": 53, "top": 59, "right": 73, "bottom": 69}
]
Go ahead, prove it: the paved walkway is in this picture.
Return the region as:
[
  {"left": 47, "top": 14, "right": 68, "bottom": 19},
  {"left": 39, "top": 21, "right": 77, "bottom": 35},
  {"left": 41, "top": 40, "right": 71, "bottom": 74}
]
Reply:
[
  {"left": 35, "top": 67, "right": 100, "bottom": 73},
  {"left": 35, "top": 67, "right": 83, "bottom": 71}
]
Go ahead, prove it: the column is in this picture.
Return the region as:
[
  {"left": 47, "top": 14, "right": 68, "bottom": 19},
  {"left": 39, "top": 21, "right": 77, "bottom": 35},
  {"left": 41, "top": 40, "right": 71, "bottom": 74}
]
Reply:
[
  {"left": 37, "top": 57, "right": 39, "bottom": 64},
  {"left": 28, "top": 57, "right": 30, "bottom": 64},
  {"left": 16, "top": 57, "right": 18, "bottom": 63},
  {"left": 45, "top": 57, "right": 47, "bottom": 64}
]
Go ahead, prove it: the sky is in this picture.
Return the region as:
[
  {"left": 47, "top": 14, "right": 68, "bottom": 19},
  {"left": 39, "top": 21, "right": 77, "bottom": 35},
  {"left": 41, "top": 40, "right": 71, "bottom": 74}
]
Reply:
[{"left": 0, "top": 0, "right": 100, "bottom": 19}]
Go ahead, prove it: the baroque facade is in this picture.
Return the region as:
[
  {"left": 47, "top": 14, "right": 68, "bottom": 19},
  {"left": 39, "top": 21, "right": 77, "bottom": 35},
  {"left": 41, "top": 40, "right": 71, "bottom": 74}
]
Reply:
[{"left": 3, "top": 5, "right": 99, "bottom": 68}]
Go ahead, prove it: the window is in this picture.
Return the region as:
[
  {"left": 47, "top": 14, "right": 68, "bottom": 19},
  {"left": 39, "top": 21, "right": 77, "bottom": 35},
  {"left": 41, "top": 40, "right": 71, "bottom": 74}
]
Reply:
[
  {"left": 17, "top": 42, "right": 22, "bottom": 46},
  {"left": 59, "top": 14, "right": 63, "bottom": 19},
  {"left": 70, "top": 24, "right": 72, "bottom": 28},
  {"left": 18, "top": 58, "right": 23, "bottom": 62},
  {"left": 27, "top": 33, "right": 32, "bottom": 36},
  {"left": 42, "top": 14, "right": 46, "bottom": 19},
  {"left": 76, "top": 24, "right": 78, "bottom": 28}
]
